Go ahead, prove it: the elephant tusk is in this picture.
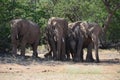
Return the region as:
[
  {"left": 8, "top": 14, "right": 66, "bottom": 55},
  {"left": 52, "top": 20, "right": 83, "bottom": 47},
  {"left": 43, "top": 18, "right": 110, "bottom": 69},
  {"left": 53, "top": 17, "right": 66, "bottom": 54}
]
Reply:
[{"left": 62, "top": 38, "right": 65, "bottom": 42}]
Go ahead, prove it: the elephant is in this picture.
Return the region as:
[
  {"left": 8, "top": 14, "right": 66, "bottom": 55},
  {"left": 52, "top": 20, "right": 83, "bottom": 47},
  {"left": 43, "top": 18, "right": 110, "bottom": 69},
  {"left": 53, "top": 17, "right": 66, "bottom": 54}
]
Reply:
[
  {"left": 44, "top": 17, "right": 68, "bottom": 61},
  {"left": 65, "top": 22, "right": 78, "bottom": 60},
  {"left": 10, "top": 19, "right": 40, "bottom": 58},
  {"left": 44, "top": 26, "right": 56, "bottom": 59},
  {"left": 68, "top": 21, "right": 102, "bottom": 62}
]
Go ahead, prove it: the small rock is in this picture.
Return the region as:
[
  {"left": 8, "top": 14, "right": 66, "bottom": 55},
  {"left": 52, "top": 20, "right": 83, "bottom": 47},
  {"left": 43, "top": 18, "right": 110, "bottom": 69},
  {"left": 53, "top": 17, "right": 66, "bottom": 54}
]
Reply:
[{"left": 9, "top": 68, "right": 12, "bottom": 70}]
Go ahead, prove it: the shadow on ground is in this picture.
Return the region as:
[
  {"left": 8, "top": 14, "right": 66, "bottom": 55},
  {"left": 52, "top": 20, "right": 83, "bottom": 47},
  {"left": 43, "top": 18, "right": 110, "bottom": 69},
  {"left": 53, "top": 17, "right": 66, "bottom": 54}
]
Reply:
[{"left": 0, "top": 53, "right": 119, "bottom": 66}]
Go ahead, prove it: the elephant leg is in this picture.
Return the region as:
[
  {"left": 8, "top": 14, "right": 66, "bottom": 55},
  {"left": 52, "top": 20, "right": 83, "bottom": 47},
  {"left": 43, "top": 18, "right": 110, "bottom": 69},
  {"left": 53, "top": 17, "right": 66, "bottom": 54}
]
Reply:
[
  {"left": 95, "top": 45, "right": 99, "bottom": 63},
  {"left": 71, "top": 45, "right": 76, "bottom": 61},
  {"left": 86, "top": 43, "right": 94, "bottom": 62},
  {"left": 65, "top": 44, "right": 70, "bottom": 60},
  {"left": 66, "top": 49, "right": 70, "bottom": 60},
  {"left": 12, "top": 44, "right": 17, "bottom": 56},
  {"left": 56, "top": 39, "right": 61, "bottom": 60},
  {"left": 69, "top": 49, "right": 75, "bottom": 61},
  {"left": 20, "top": 42, "right": 26, "bottom": 57},
  {"left": 44, "top": 49, "right": 52, "bottom": 58},
  {"left": 66, "top": 52, "right": 70, "bottom": 60},
  {"left": 66, "top": 47, "right": 71, "bottom": 60},
  {"left": 74, "top": 39, "right": 83, "bottom": 62},
  {"left": 80, "top": 49, "right": 84, "bottom": 62},
  {"left": 49, "top": 39, "right": 57, "bottom": 60},
  {"left": 66, "top": 39, "right": 71, "bottom": 60},
  {"left": 32, "top": 43, "right": 38, "bottom": 58},
  {"left": 93, "top": 35, "right": 99, "bottom": 62}
]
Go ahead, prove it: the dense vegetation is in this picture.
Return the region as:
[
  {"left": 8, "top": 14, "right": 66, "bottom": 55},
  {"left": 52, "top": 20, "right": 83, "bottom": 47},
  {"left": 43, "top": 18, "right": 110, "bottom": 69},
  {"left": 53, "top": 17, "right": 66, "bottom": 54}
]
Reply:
[{"left": 0, "top": 0, "right": 120, "bottom": 52}]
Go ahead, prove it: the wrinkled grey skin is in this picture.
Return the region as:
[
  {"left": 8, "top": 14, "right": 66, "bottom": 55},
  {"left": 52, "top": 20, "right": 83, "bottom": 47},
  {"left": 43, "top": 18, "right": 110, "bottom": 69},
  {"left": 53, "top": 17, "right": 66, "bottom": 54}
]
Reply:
[
  {"left": 45, "top": 17, "right": 68, "bottom": 61},
  {"left": 66, "top": 22, "right": 77, "bottom": 60},
  {"left": 44, "top": 26, "right": 56, "bottom": 59},
  {"left": 11, "top": 19, "right": 40, "bottom": 57},
  {"left": 68, "top": 21, "right": 102, "bottom": 62}
]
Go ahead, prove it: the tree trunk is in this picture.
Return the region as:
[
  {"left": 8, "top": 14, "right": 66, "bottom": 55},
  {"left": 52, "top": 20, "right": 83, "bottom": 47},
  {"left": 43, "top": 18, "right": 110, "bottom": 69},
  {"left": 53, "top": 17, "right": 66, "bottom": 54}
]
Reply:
[{"left": 100, "top": 0, "right": 120, "bottom": 48}]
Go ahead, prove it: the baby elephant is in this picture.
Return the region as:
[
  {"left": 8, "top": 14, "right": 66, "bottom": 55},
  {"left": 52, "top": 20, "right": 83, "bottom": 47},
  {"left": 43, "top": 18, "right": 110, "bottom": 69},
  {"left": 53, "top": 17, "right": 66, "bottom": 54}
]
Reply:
[{"left": 10, "top": 19, "right": 40, "bottom": 58}]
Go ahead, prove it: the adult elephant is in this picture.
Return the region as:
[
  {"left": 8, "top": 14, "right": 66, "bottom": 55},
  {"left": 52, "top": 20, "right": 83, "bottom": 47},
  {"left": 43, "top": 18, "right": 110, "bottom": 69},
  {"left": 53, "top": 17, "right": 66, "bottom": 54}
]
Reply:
[
  {"left": 44, "top": 26, "right": 56, "bottom": 59},
  {"left": 66, "top": 22, "right": 78, "bottom": 60},
  {"left": 10, "top": 19, "right": 40, "bottom": 57},
  {"left": 45, "top": 17, "right": 68, "bottom": 61},
  {"left": 68, "top": 21, "right": 102, "bottom": 62}
]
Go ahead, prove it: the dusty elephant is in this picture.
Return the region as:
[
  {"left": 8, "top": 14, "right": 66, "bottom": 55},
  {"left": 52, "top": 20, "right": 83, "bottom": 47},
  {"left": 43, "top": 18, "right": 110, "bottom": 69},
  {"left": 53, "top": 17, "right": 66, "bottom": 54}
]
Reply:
[
  {"left": 44, "top": 26, "right": 56, "bottom": 59},
  {"left": 66, "top": 22, "right": 78, "bottom": 60},
  {"left": 44, "top": 17, "right": 68, "bottom": 61},
  {"left": 68, "top": 21, "right": 102, "bottom": 62},
  {"left": 10, "top": 19, "right": 40, "bottom": 57}
]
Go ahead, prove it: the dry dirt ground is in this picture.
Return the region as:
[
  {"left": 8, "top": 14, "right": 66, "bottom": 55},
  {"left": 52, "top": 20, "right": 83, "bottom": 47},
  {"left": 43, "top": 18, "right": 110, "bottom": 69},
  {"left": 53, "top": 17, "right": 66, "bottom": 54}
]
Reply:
[{"left": 0, "top": 48, "right": 120, "bottom": 80}]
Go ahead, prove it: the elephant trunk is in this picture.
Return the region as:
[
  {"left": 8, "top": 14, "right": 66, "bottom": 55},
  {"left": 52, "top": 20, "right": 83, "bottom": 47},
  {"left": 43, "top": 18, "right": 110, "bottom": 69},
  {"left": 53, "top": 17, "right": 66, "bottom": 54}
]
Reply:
[
  {"left": 11, "top": 27, "right": 18, "bottom": 41},
  {"left": 56, "top": 37, "right": 62, "bottom": 60},
  {"left": 11, "top": 27, "right": 19, "bottom": 53},
  {"left": 61, "top": 37, "right": 66, "bottom": 60}
]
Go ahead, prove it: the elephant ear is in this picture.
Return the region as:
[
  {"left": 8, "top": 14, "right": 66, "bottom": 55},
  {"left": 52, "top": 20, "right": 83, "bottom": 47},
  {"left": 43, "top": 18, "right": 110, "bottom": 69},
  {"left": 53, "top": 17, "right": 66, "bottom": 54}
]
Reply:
[
  {"left": 80, "top": 22, "right": 89, "bottom": 38},
  {"left": 53, "top": 28, "right": 58, "bottom": 41},
  {"left": 85, "top": 22, "right": 96, "bottom": 33},
  {"left": 10, "top": 19, "right": 19, "bottom": 40}
]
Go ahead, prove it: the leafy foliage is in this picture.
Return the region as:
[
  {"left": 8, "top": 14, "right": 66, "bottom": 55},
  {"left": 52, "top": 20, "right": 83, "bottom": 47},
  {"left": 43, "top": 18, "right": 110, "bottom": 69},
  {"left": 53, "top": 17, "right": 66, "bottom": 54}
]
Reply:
[{"left": 0, "top": 0, "right": 119, "bottom": 52}]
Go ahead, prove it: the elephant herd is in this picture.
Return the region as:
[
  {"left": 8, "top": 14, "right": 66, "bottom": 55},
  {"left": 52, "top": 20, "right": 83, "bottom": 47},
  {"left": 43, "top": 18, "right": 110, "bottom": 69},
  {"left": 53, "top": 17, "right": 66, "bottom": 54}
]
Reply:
[{"left": 10, "top": 17, "right": 102, "bottom": 63}]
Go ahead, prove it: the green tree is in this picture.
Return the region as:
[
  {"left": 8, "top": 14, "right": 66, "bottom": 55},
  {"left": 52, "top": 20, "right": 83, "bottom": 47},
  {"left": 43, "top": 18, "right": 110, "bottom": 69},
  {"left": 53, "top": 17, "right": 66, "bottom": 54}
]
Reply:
[
  {"left": 101, "top": 0, "right": 120, "bottom": 47},
  {"left": 0, "top": 0, "right": 120, "bottom": 52}
]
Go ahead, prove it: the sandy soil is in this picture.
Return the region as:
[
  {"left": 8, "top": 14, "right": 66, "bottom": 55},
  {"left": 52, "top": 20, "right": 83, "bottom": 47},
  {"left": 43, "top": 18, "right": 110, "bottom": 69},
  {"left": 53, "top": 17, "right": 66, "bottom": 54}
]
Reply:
[{"left": 0, "top": 49, "right": 120, "bottom": 80}]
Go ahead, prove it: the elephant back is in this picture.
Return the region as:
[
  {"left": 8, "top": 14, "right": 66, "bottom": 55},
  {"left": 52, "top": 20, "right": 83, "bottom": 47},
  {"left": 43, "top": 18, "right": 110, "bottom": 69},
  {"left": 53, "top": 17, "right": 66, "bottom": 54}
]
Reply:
[
  {"left": 48, "top": 17, "right": 68, "bottom": 37},
  {"left": 10, "top": 18, "right": 40, "bottom": 44},
  {"left": 80, "top": 22, "right": 102, "bottom": 37}
]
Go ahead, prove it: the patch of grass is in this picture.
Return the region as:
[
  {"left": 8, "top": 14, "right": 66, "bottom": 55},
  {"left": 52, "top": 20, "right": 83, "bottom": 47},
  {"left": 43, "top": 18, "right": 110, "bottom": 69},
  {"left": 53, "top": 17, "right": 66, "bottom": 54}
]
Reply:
[{"left": 64, "top": 65, "right": 102, "bottom": 74}]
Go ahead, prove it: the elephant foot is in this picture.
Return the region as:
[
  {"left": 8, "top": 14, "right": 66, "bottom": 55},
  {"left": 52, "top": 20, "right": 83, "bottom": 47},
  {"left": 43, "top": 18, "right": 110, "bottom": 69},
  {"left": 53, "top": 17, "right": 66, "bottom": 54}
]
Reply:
[
  {"left": 44, "top": 53, "right": 52, "bottom": 58},
  {"left": 32, "top": 55, "right": 38, "bottom": 58},
  {"left": 79, "top": 59, "right": 84, "bottom": 62},
  {"left": 20, "top": 53, "right": 25, "bottom": 57},
  {"left": 86, "top": 53, "right": 95, "bottom": 62},
  {"left": 20, "top": 54, "right": 25, "bottom": 60},
  {"left": 44, "top": 53, "right": 53, "bottom": 60},
  {"left": 53, "top": 57, "right": 58, "bottom": 61},
  {"left": 66, "top": 54, "right": 71, "bottom": 61},
  {"left": 86, "top": 58, "right": 95, "bottom": 62},
  {"left": 61, "top": 58, "right": 67, "bottom": 61},
  {"left": 19, "top": 55, "right": 25, "bottom": 60},
  {"left": 60, "top": 55, "right": 67, "bottom": 61},
  {"left": 66, "top": 55, "right": 70, "bottom": 61},
  {"left": 32, "top": 52, "right": 38, "bottom": 58},
  {"left": 66, "top": 57, "right": 71, "bottom": 61},
  {"left": 73, "top": 58, "right": 80, "bottom": 62},
  {"left": 12, "top": 53, "right": 17, "bottom": 58},
  {"left": 95, "top": 59, "right": 100, "bottom": 63},
  {"left": 56, "top": 56, "right": 61, "bottom": 61},
  {"left": 73, "top": 57, "right": 83, "bottom": 62},
  {"left": 53, "top": 56, "right": 66, "bottom": 61}
]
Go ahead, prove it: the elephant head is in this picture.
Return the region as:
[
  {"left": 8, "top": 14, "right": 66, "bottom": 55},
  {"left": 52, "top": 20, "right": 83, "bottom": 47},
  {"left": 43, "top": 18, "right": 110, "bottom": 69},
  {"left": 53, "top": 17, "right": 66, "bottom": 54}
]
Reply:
[
  {"left": 67, "top": 21, "right": 101, "bottom": 62},
  {"left": 10, "top": 19, "right": 21, "bottom": 42},
  {"left": 83, "top": 22, "right": 102, "bottom": 62},
  {"left": 45, "top": 17, "right": 68, "bottom": 61},
  {"left": 66, "top": 23, "right": 77, "bottom": 60}
]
